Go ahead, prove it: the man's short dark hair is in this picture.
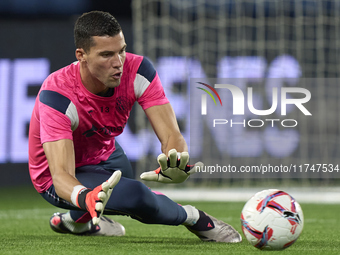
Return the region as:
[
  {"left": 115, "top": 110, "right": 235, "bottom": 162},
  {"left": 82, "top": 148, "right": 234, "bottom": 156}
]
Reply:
[{"left": 74, "top": 11, "right": 122, "bottom": 52}]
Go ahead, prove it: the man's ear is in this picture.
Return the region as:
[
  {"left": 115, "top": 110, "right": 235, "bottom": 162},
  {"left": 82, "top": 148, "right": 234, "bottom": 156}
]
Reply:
[{"left": 75, "top": 48, "right": 87, "bottom": 63}]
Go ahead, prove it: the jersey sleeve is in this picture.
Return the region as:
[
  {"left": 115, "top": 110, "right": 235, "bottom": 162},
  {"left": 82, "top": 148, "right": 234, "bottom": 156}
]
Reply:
[
  {"left": 134, "top": 57, "right": 169, "bottom": 110},
  {"left": 38, "top": 89, "right": 78, "bottom": 144}
]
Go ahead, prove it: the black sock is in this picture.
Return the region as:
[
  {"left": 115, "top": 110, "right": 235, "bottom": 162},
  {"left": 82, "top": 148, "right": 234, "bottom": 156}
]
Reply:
[{"left": 189, "top": 210, "right": 215, "bottom": 231}]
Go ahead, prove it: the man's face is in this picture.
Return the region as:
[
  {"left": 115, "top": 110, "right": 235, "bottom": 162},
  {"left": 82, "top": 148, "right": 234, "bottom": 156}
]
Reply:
[{"left": 83, "top": 32, "right": 127, "bottom": 89}]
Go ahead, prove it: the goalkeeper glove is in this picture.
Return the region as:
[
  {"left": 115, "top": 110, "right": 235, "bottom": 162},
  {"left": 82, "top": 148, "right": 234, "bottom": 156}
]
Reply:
[
  {"left": 72, "top": 170, "right": 121, "bottom": 225},
  {"left": 140, "top": 149, "right": 203, "bottom": 183}
]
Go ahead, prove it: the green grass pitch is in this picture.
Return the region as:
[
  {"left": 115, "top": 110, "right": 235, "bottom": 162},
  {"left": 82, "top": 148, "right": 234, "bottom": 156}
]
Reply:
[{"left": 0, "top": 186, "right": 339, "bottom": 255}]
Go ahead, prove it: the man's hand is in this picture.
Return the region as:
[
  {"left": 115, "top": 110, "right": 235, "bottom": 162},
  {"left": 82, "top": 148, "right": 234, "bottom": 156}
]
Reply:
[
  {"left": 74, "top": 171, "right": 121, "bottom": 225},
  {"left": 140, "top": 149, "right": 203, "bottom": 183}
]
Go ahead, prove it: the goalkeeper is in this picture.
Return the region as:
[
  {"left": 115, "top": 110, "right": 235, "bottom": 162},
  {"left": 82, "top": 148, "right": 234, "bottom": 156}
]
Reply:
[{"left": 28, "top": 11, "right": 241, "bottom": 242}]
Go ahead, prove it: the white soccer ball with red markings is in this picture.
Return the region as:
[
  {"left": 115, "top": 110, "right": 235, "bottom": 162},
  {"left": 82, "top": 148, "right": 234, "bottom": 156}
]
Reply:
[{"left": 240, "top": 189, "right": 304, "bottom": 250}]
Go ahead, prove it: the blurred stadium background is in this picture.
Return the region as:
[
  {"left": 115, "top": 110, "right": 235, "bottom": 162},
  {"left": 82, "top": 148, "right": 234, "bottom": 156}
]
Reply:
[{"left": 0, "top": 0, "right": 339, "bottom": 201}]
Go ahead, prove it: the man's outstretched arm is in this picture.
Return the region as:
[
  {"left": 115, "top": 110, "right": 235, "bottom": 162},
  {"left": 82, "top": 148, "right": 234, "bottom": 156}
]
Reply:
[
  {"left": 140, "top": 103, "right": 203, "bottom": 183},
  {"left": 144, "top": 103, "right": 187, "bottom": 155}
]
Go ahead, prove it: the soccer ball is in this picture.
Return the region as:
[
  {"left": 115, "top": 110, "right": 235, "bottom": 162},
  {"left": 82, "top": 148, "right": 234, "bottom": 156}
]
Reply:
[{"left": 240, "top": 189, "right": 304, "bottom": 250}]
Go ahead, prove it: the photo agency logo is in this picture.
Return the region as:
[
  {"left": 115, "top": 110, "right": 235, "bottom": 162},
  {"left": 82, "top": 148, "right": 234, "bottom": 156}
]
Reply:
[{"left": 196, "top": 82, "right": 312, "bottom": 128}]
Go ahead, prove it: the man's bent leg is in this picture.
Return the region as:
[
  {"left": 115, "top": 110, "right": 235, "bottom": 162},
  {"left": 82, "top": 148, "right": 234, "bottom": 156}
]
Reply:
[
  {"left": 43, "top": 163, "right": 187, "bottom": 235},
  {"left": 76, "top": 166, "right": 242, "bottom": 242},
  {"left": 76, "top": 166, "right": 187, "bottom": 225},
  {"left": 42, "top": 165, "right": 241, "bottom": 241}
]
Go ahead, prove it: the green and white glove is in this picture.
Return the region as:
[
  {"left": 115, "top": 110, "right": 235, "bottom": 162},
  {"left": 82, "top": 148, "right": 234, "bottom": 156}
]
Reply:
[{"left": 140, "top": 149, "right": 203, "bottom": 183}]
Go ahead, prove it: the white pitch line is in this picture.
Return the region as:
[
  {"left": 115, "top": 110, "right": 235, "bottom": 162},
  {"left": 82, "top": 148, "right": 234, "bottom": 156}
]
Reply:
[
  {"left": 0, "top": 208, "right": 65, "bottom": 220},
  {"left": 152, "top": 187, "right": 340, "bottom": 204}
]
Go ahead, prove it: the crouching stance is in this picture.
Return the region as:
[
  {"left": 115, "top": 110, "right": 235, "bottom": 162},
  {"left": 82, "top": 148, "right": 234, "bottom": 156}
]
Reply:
[{"left": 28, "top": 11, "right": 241, "bottom": 243}]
